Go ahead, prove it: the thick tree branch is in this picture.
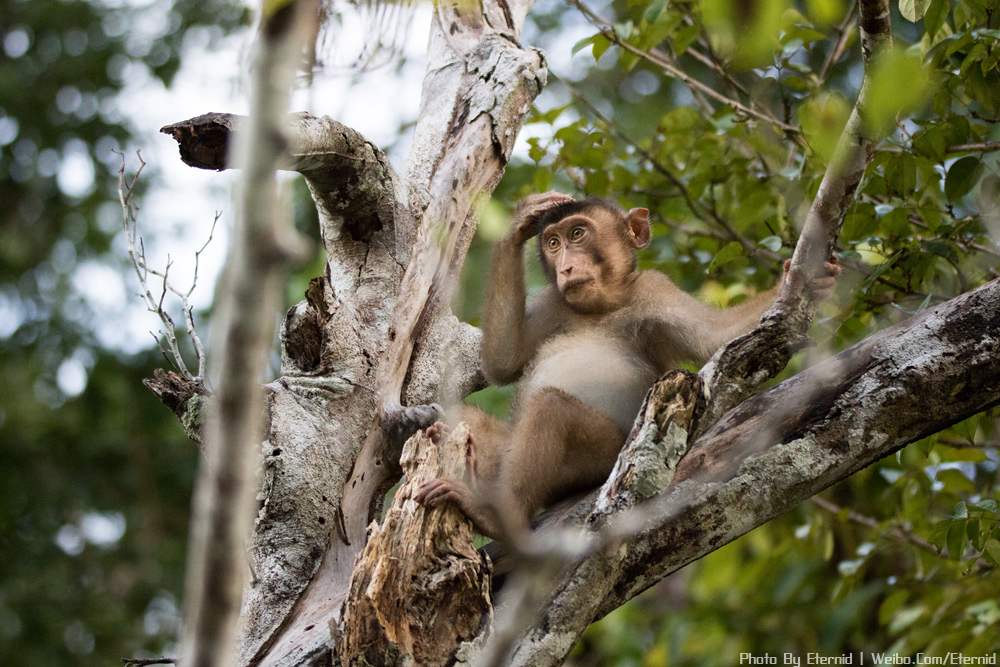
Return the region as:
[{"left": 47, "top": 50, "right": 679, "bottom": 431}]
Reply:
[{"left": 500, "top": 277, "right": 1000, "bottom": 666}]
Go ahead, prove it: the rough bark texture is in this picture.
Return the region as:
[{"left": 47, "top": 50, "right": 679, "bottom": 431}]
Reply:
[
  {"left": 339, "top": 424, "right": 491, "bottom": 666},
  {"left": 159, "top": 1, "right": 542, "bottom": 666}
]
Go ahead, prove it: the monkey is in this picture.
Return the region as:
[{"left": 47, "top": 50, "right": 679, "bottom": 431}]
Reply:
[{"left": 414, "top": 191, "right": 840, "bottom": 541}]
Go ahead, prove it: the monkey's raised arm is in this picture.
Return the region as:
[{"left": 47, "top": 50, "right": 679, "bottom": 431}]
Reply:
[
  {"left": 480, "top": 193, "right": 574, "bottom": 385},
  {"left": 642, "top": 259, "right": 839, "bottom": 369}
]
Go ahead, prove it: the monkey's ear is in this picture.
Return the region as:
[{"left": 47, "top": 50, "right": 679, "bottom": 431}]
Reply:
[{"left": 626, "top": 208, "right": 651, "bottom": 249}]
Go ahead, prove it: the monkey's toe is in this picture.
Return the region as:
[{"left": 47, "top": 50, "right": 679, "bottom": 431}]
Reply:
[{"left": 426, "top": 420, "right": 451, "bottom": 443}]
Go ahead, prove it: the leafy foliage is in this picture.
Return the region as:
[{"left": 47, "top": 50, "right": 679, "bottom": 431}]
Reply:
[{"left": 0, "top": 0, "right": 247, "bottom": 663}]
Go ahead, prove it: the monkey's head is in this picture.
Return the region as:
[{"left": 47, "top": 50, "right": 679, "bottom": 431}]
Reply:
[{"left": 535, "top": 197, "right": 651, "bottom": 314}]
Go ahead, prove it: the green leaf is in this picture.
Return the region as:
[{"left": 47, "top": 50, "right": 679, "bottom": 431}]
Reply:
[
  {"left": 594, "top": 34, "right": 613, "bottom": 60},
  {"left": 924, "top": 0, "right": 950, "bottom": 37},
  {"left": 944, "top": 155, "right": 984, "bottom": 201},
  {"left": 974, "top": 500, "right": 997, "bottom": 512},
  {"left": 879, "top": 590, "right": 910, "bottom": 625},
  {"left": 643, "top": 0, "right": 668, "bottom": 23},
  {"left": 864, "top": 48, "right": 933, "bottom": 135},
  {"left": 913, "top": 117, "right": 971, "bottom": 160},
  {"left": 937, "top": 468, "right": 976, "bottom": 494},
  {"left": 960, "top": 43, "right": 986, "bottom": 77},
  {"left": 709, "top": 241, "right": 745, "bottom": 272},
  {"left": 572, "top": 34, "right": 597, "bottom": 56},
  {"left": 885, "top": 153, "right": 917, "bottom": 196},
  {"left": 983, "top": 540, "right": 1000, "bottom": 566},
  {"left": 759, "top": 236, "right": 783, "bottom": 252},
  {"left": 899, "top": 0, "right": 932, "bottom": 21},
  {"left": 800, "top": 93, "right": 851, "bottom": 162},
  {"left": 673, "top": 23, "right": 701, "bottom": 54},
  {"left": 533, "top": 168, "right": 552, "bottom": 193},
  {"left": 920, "top": 239, "right": 959, "bottom": 264},
  {"left": 954, "top": 500, "right": 969, "bottom": 519},
  {"left": 947, "top": 519, "right": 967, "bottom": 559}
]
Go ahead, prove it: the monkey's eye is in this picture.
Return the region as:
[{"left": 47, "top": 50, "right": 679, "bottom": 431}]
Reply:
[
  {"left": 546, "top": 237, "right": 560, "bottom": 250},
  {"left": 569, "top": 227, "right": 586, "bottom": 241}
]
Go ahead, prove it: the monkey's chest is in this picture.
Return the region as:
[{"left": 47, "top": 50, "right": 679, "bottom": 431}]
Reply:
[{"left": 522, "top": 334, "right": 658, "bottom": 433}]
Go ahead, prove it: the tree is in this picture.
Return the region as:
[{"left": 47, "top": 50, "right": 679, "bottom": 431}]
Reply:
[{"left": 152, "top": 0, "right": 1000, "bottom": 664}]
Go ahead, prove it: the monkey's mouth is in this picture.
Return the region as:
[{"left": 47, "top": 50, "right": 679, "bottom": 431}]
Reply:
[{"left": 561, "top": 277, "right": 593, "bottom": 292}]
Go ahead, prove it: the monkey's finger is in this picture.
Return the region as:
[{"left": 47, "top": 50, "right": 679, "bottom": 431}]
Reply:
[
  {"left": 420, "top": 483, "right": 464, "bottom": 506},
  {"left": 811, "top": 277, "right": 837, "bottom": 291},
  {"left": 413, "top": 479, "right": 446, "bottom": 503},
  {"left": 425, "top": 420, "right": 450, "bottom": 443},
  {"left": 823, "top": 261, "right": 843, "bottom": 277}
]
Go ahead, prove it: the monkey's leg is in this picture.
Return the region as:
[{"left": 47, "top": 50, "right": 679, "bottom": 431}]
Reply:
[{"left": 506, "top": 388, "right": 626, "bottom": 516}]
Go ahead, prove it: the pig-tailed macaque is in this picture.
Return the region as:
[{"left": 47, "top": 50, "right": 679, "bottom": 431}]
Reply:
[{"left": 415, "top": 192, "right": 840, "bottom": 540}]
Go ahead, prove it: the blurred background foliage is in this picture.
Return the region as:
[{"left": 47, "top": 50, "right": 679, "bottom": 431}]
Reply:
[
  {"left": 1, "top": 0, "right": 998, "bottom": 664},
  {"left": 0, "top": 0, "right": 248, "bottom": 663}
]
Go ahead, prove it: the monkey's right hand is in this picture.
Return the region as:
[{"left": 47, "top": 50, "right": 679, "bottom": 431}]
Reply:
[
  {"left": 413, "top": 477, "right": 476, "bottom": 512},
  {"left": 508, "top": 191, "right": 575, "bottom": 245}
]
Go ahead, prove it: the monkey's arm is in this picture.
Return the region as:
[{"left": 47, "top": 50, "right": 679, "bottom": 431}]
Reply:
[
  {"left": 644, "top": 259, "right": 839, "bottom": 367},
  {"left": 480, "top": 240, "right": 565, "bottom": 384},
  {"left": 480, "top": 192, "right": 573, "bottom": 385},
  {"left": 656, "top": 280, "right": 778, "bottom": 364}
]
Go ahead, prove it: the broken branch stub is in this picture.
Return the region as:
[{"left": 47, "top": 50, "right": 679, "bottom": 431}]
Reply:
[{"left": 339, "top": 424, "right": 491, "bottom": 667}]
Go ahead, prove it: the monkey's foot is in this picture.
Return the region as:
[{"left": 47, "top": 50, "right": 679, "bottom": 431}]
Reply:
[{"left": 425, "top": 420, "right": 451, "bottom": 443}]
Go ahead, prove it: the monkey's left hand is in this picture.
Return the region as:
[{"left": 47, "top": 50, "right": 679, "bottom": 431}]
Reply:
[{"left": 782, "top": 256, "right": 841, "bottom": 301}]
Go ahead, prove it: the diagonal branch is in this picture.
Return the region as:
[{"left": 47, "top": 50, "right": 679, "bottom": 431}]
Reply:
[{"left": 695, "top": 0, "right": 893, "bottom": 434}]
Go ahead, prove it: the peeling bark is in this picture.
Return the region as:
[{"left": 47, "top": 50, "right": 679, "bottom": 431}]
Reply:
[{"left": 339, "top": 424, "right": 491, "bottom": 666}]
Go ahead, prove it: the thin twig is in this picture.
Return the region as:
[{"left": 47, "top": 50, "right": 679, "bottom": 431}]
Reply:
[
  {"left": 564, "top": 0, "right": 802, "bottom": 138},
  {"left": 122, "top": 658, "right": 176, "bottom": 666},
  {"left": 118, "top": 150, "right": 212, "bottom": 382},
  {"left": 818, "top": 0, "right": 859, "bottom": 85},
  {"left": 878, "top": 141, "right": 1000, "bottom": 155},
  {"left": 117, "top": 151, "right": 194, "bottom": 379},
  {"left": 811, "top": 496, "right": 938, "bottom": 553}
]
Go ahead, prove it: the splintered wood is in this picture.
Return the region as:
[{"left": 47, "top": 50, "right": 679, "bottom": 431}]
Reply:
[{"left": 339, "top": 423, "right": 492, "bottom": 666}]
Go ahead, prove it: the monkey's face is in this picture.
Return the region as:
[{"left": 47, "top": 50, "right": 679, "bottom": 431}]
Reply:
[{"left": 540, "top": 211, "right": 638, "bottom": 314}]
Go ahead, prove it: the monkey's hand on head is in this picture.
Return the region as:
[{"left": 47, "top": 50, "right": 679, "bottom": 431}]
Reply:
[
  {"left": 507, "top": 191, "right": 576, "bottom": 246},
  {"left": 781, "top": 256, "right": 842, "bottom": 302}
]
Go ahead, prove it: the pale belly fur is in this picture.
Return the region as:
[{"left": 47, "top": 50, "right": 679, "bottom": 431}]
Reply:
[{"left": 520, "top": 332, "right": 658, "bottom": 433}]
